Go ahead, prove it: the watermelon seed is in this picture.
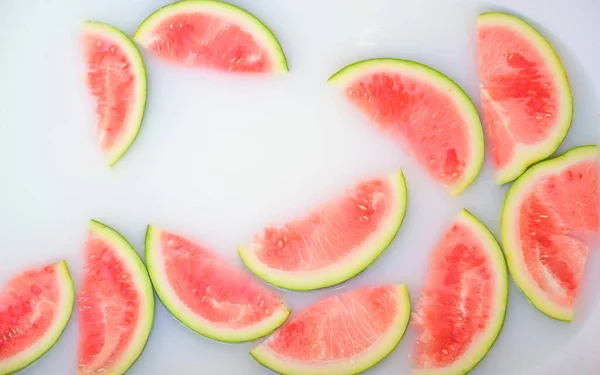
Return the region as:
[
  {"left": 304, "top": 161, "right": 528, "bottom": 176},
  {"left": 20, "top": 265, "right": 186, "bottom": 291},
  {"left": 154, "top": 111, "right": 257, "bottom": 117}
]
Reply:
[
  {"left": 121, "top": 274, "right": 128, "bottom": 279},
  {"left": 110, "top": 47, "right": 115, "bottom": 53},
  {"left": 442, "top": 349, "right": 448, "bottom": 354},
  {"left": 538, "top": 121, "right": 545, "bottom": 126},
  {"left": 259, "top": 301, "right": 264, "bottom": 308},
  {"left": 545, "top": 113, "right": 553, "bottom": 118},
  {"left": 357, "top": 204, "right": 367, "bottom": 211},
  {"left": 539, "top": 214, "right": 548, "bottom": 218},
  {"left": 169, "top": 24, "right": 173, "bottom": 29},
  {"left": 265, "top": 308, "right": 270, "bottom": 314}
]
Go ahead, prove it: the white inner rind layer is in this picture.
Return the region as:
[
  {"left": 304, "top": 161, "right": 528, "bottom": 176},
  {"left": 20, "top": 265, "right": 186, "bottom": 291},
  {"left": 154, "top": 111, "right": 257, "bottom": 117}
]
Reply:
[
  {"left": 82, "top": 21, "right": 147, "bottom": 168},
  {"left": 477, "top": 13, "right": 573, "bottom": 185},
  {"left": 413, "top": 209, "right": 508, "bottom": 375},
  {"left": 132, "top": 0, "right": 288, "bottom": 72},
  {"left": 501, "top": 145, "right": 599, "bottom": 321},
  {"left": 237, "top": 170, "right": 408, "bottom": 291},
  {"left": 86, "top": 220, "right": 154, "bottom": 375},
  {"left": 328, "top": 59, "right": 484, "bottom": 197},
  {"left": 251, "top": 285, "right": 411, "bottom": 375},
  {"left": 145, "top": 226, "right": 290, "bottom": 343},
  {"left": 0, "top": 261, "right": 74, "bottom": 375}
]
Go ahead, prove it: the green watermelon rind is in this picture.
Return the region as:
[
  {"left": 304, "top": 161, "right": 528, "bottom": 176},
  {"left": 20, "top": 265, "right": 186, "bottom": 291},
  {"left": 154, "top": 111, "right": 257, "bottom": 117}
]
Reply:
[
  {"left": 478, "top": 12, "right": 573, "bottom": 185},
  {"left": 237, "top": 170, "right": 408, "bottom": 291},
  {"left": 85, "top": 220, "right": 155, "bottom": 374},
  {"left": 132, "top": 0, "right": 288, "bottom": 72},
  {"left": 416, "top": 209, "right": 508, "bottom": 375},
  {"left": 83, "top": 21, "right": 148, "bottom": 168},
  {"left": 328, "top": 58, "right": 484, "bottom": 197},
  {"left": 250, "top": 284, "right": 411, "bottom": 375},
  {"left": 144, "top": 225, "right": 290, "bottom": 343},
  {"left": 1, "top": 261, "right": 74, "bottom": 375},
  {"left": 501, "top": 145, "right": 598, "bottom": 321}
]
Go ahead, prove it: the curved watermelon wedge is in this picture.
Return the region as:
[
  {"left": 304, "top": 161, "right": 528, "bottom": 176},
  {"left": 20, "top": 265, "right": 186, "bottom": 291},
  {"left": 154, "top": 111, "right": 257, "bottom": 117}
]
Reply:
[
  {"left": 0, "top": 261, "right": 74, "bottom": 375},
  {"left": 413, "top": 209, "right": 508, "bottom": 375},
  {"left": 328, "top": 59, "right": 484, "bottom": 196},
  {"left": 78, "top": 220, "right": 154, "bottom": 375},
  {"left": 502, "top": 145, "right": 598, "bottom": 321},
  {"left": 238, "top": 171, "right": 407, "bottom": 291},
  {"left": 133, "top": 0, "right": 288, "bottom": 73},
  {"left": 82, "top": 21, "right": 147, "bottom": 167},
  {"left": 145, "top": 226, "right": 289, "bottom": 342},
  {"left": 477, "top": 12, "right": 573, "bottom": 184},
  {"left": 251, "top": 285, "right": 411, "bottom": 375}
]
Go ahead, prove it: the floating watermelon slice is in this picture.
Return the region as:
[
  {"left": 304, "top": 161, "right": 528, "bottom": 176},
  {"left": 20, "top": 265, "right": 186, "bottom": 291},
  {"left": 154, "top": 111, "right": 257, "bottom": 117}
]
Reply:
[
  {"left": 477, "top": 12, "right": 573, "bottom": 184},
  {"left": 238, "top": 171, "right": 407, "bottom": 291},
  {"left": 328, "top": 59, "right": 484, "bottom": 196},
  {"left": 413, "top": 209, "right": 508, "bottom": 374},
  {"left": 0, "top": 262, "right": 74, "bottom": 375},
  {"left": 82, "top": 21, "right": 147, "bottom": 167},
  {"left": 502, "top": 145, "right": 599, "bottom": 321},
  {"left": 251, "top": 285, "right": 411, "bottom": 375},
  {"left": 78, "top": 220, "right": 154, "bottom": 375},
  {"left": 145, "top": 226, "right": 289, "bottom": 342},
  {"left": 133, "top": 0, "right": 288, "bottom": 73}
]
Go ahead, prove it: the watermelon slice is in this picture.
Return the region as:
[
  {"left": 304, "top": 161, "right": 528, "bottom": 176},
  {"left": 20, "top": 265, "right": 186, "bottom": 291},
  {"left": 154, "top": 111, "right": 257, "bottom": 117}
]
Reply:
[
  {"left": 328, "top": 59, "right": 484, "bottom": 196},
  {"left": 78, "top": 220, "right": 154, "bottom": 375},
  {"left": 251, "top": 285, "right": 411, "bottom": 375},
  {"left": 413, "top": 209, "right": 508, "bottom": 374},
  {"left": 82, "top": 21, "right": 147, "bottom": 167},
  {"left": 133, "top": 0, "right": 288, "bottom": 73},
  {"left": 145, "top": 226, "right": 289, "bottom": 342},
  {"left": 0, "top": 262, "right": 74, "bottom": 375},
  {"left": 238, "top": 171, "right": 407, "bottom": 291},
  {"left": 502, "top": 145, "right": 599, "bottom": 321},
  {"left": 477, "top": 12, "right": 573, "bottom": 184}
]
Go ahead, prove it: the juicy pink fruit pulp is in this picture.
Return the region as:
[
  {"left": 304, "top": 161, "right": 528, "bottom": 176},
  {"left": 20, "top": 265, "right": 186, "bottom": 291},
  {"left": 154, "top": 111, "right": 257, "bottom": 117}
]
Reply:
[
  {"left": 0, "top": 265, "right": 62, "bottom": 359},
  {"left": 160, "top": 231, "right": 284, "bottom": 327},
  {"left": 478, "top": 23, "right": 560, "bottom": 169},
  {"left": 78, "top": 233, "right": 141, "bottom": 373},
  {"left": 344, "top": 73, "right": 470, "bottom": 186},
  {"left": 142, "top": 13, "right": 274, "bottom": 72},
  {"left": 252, "top": 177, "right": 392, "bottom": 272},
  {"left": 82, "top": 32, "right": 138, "bottom": 152},
  {"left": 265, "top": 285, "right": 399, "bottom": 361},
  {"left": 518, "top": 160, "right": 598, "bottom": 308},
  {"left": 414, "top": 222, "right": 495, "bottom": 369}
]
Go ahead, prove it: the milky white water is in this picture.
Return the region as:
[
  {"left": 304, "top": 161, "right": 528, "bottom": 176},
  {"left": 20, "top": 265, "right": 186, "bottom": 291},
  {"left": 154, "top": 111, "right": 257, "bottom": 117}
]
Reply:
[{"left": 0, "top": 0, "right": 599, "bottom": 374}]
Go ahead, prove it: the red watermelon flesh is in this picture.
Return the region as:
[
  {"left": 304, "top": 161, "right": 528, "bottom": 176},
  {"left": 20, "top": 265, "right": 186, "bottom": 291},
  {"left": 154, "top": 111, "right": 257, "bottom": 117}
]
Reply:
[
  {"left": 344, "top": 72, "right": 470, "bottom": 187},
  {"left": 413, "top": 219, "right": 498, "bottom": 369},
  {"left": 133, "top": 1, "right": 288, "bottom": 73},
  {"left": 78, "top": 233, "right": 143, "bottom": 372},
  {"left": 82, "top": 29, "right": 142, "bottom": 155},
  {"left": 265, "top": 285, "right": 401, "bottom": 361},
  {"left": 0, "top": 265, "right": 67, "bottom": 360},
  {"left": 477, "top": 12, "right": 572, "bottom": 184},
  {"left": 159, "top": 230, "right": 285, "bottom": 328},
  {"left": 142, "top": 14, "right": 273, "bottom": 72},
  {"left": 254, "top": 177, "right": 393, "bottom": 272},
  {"left": 518, "top": 160, "right": 598, "bottom": 308},
  {"left": 479, "top": 26, "right": 558, "bottom": 168}
]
